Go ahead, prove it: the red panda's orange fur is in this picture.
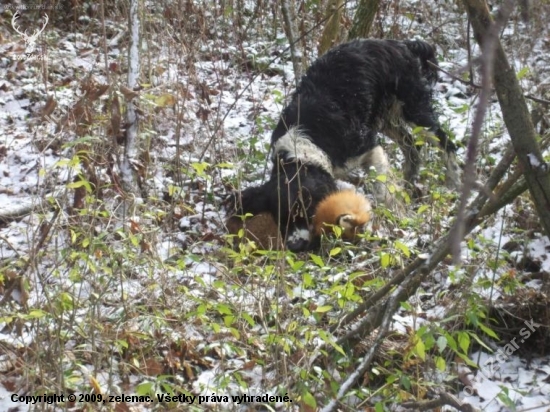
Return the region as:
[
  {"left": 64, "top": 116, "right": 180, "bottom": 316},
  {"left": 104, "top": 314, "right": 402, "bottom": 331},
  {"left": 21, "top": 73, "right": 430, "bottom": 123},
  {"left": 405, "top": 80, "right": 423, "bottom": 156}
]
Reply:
[{"left": 313, "top": 190, "right": 371, "bottom": 242}]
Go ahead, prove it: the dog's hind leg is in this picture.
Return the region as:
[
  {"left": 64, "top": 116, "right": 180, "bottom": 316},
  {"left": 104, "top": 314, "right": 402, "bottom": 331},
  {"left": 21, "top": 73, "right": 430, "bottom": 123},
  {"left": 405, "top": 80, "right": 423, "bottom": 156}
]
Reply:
[
  {"left": 383, "top": 120, "right": 422, "bottom": 197},
  {"left": 358, "top": 146, "right": 404, "bottom": 213},
  {"left": 401, "top": 99, "right": 462, "bottom": 190}
]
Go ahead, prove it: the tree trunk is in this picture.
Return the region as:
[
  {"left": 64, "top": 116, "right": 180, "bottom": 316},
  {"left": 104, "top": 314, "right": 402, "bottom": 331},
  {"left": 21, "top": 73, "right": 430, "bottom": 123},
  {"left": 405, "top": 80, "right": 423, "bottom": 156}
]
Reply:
[
  {"left": 280, "top": 0, "right": 302, "bottom": 83},
  {"left": 348, "top": 0, "right": 380, "bottom": 40},
  {"left": 462, "top": 0, "right": 550, "bottom": 239},
  {"left": 120, "top": 0, "right": 141, "bottom": 196},
  {"left": 318, "top": 0, "right": 344, "bottom": 55}
]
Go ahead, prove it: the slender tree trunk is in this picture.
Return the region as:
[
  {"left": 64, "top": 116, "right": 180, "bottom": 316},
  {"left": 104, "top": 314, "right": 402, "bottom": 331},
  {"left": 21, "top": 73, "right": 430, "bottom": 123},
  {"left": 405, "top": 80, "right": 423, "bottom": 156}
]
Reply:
[
  {"left": 462, "top": 0, "right": 550, "bottom": 239},
  {"left": 348, "top": 0, "right": 380, "bottom": 40},
  {"left": 280, "top": 0, "right": 302, "bottom": 83},
  {"left": 121, "top": 0, "right": 141, "bottom": 196},
  {"left": 318, "top": 0, "right": 344, "bottom": 55}
]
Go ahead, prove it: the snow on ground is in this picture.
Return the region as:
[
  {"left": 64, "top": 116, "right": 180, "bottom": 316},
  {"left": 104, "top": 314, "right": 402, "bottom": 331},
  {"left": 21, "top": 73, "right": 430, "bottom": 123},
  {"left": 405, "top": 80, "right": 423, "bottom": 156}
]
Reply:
[{"left": 1, "top": 1, "right": 550, "bottom": 411}]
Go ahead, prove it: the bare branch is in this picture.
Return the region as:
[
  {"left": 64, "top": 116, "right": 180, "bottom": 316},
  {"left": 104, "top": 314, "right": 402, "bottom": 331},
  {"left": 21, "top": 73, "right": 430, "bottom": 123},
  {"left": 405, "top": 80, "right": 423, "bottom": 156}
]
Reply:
[
  {"left": 428, "top": 61, "right": 550, "bottom": 105},
  {"left": 463, "top": 0, "right": 550, "bottom": 239},
  {"left": 402, "top": 390, "right": 480, "bottom": 412},
  {"left": 450, "top": 0, "right": 515, "bottom": 264}
]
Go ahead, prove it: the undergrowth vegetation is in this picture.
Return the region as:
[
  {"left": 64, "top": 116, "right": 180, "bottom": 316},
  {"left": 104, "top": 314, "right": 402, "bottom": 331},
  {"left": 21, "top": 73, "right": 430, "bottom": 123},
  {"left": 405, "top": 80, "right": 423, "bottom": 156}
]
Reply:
[{"left": 1, "top": 0, "right": 549, "bottom": 411}]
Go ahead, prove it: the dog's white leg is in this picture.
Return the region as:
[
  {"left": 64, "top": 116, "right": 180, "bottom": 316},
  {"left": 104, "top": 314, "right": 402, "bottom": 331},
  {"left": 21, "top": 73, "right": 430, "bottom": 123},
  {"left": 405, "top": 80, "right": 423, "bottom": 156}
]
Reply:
[
  {"left": 444, "top": 151, "right": 462, "bottom": 190},
  {"left": 360, "top": 146, "right": 404, "bottom": 212}
]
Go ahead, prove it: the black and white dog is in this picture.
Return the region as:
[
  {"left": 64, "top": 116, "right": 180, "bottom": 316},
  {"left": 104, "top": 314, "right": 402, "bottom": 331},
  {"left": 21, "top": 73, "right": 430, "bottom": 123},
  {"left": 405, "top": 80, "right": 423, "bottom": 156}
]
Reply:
[{"left": 229, "top": 39, "right": 460, "bottom": 251}]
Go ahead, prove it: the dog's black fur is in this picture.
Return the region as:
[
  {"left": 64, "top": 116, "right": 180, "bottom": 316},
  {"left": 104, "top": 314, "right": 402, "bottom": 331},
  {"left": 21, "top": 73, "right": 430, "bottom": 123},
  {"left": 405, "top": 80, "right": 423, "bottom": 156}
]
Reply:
[{"left": 230, "top": 39, "right": 458, "bottom": 251}]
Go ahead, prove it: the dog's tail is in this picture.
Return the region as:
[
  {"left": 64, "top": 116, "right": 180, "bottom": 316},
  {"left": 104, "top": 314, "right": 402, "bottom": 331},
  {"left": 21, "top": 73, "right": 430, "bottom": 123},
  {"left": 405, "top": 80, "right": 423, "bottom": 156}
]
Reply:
[{"left": 403, "top": 40, "right": 438, "bottom": 83}]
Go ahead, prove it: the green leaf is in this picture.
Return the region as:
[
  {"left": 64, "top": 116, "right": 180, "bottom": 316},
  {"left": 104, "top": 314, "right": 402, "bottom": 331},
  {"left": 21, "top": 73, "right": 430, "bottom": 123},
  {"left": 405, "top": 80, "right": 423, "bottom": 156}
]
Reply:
[
  {"left": 395, "top": 240, "right": 410, "bottom": 257},
  {"left": 224, "top": 315, "right": 235, "bottom": 327},
  {"left": 380, "top": 253, "right": 390, "bottom": 268},
  {"left": 116, "top": 339, "right": 129, "bottom": 349},
  {"left": 497, "top": 388, "right": 515, "bottom": 409},
  {"left": 229, "top": 326, "right": 240, "bottom": 339},
  {"left": 516, "top": 66, "right": 530, "bottom": 80},
  {"left": 302, "top": 272, "right": 313, "bottom": 288},
  {"left": 444, "top": 332, "right": 458, "bottom": 351},
  {"left": 436, "top": 356, "right": 446, "bottom": 371},
  {"left": 458, "top": 331, "right": 470, "bottom": 354},
  {"left": 342, "top": 282, "right": 355, "bottom": 299},
  {"left": 456, "top": 352, "right": 477, "bottom": 368},
  {"left": 315, "top": 305, "right": 333, "bottom": 313},
  {"left": 67, "top": 179, "right": 93, "bottom": 193},
  {"left": 400, "top": 374, "right": 411, "bottom": 390},
  {"left": 478, "top": 322, "right": 499, "bottom": 339},
  {"left": 27, "top": 309, "right": 47, "bottom": 319},
  {"left": 215, "top": 162, "right": 233, "bottom": 169},
  {"left": 417, "top": 204, "right": 429, "bottom": 214},
  {"left": 302, "top": 390, "right": 317, "bottom": 409},
  {"left": 329, "top": 247, "right": 341, "bottom": 257},
  {"left": 190, "top": 162, "right": 210, "bottom": 176},
  {"left": 319, "top": 330, "right": 346, "bottom": 356},
  {"left": 196, "top": 304, "right": 207, "bottom": 315},
  {"left": 468, "top": 331, "right": 492, "bottom": 351},
  {"left": 415, "top": 338, "right": 426, "bottom": 361},
  {"left": 436, "top": 336, "right": 447, "bottom": 353},
  {"left": 309, "top": 254, "right": 324, "bottom": 267},
  {"left": 136, "top": 381, "right": 154, "bottom": 396},
  {"left": 217, "top": 304, "right": 233, "bottom": 315},
  {"left": 291, "top": 260, "right": 305, "bottom": 271},
  {"left": 400, "top": 301, "right": 412, "bottom": 311}
]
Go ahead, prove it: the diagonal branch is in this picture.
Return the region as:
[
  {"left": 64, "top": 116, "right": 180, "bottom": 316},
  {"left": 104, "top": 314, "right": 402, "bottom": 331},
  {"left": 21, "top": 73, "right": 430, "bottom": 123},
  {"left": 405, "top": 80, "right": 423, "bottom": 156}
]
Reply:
[
  {"left": 449, "top": 0, "right": 514, "bottom": 264},
  {"left": 462, "top": 0, "right": 550, "bottom": 239}
]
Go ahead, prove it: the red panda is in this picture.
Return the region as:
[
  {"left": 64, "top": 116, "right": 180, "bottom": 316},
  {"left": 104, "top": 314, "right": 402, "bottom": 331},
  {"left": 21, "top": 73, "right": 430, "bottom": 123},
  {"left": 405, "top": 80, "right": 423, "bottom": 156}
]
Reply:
[
  {"left": 226, "top": 190, "right": 371, "bottom": 250},
  {"left": 313, "top": 189, "right": 371, "bottom": 243}
]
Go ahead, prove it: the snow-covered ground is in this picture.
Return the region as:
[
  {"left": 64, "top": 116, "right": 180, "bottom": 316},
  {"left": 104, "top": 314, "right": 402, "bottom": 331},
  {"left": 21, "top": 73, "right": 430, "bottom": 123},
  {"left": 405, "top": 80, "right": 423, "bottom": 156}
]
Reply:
[{"left": 1, "top": 1, "right": 549, "bottom": 411}]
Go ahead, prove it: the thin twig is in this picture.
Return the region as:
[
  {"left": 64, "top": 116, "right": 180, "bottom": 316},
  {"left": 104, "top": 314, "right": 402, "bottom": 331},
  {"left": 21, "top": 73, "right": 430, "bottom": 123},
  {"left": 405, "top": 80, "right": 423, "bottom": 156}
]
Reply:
[
  {"left": 0, "top": 208, "right": 60, "bottom": 307},
  {"left": 402, "top": 390, "right": 480, "bottom": 412},
  {"left": 428, "top": 60, "right": 550, "bottom": 105}
]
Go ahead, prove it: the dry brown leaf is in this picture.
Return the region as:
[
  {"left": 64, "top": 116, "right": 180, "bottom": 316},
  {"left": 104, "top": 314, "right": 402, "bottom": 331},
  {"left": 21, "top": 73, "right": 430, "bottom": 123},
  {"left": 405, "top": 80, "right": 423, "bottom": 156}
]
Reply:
[
  {"left": 140, "top": 240, "right": 151, "bottom": 253},
  {"left": 41, "top": 95, "right": 57, "bottom": 118},
  {"left": 129, "top": 219, "right": 141, "bottom": 234},
  {"left": 120, "top": 86, "right": 140, "bottom": 101},
  {"left": 242, "top": 360, "right": 256, "bottom": 370},
  {"left": 89, "top": 375, "right": 102, "bottom": 394},
  {"left": 183, "top": 361, "right": 195, "bottom": 380},
  {"left": 141, "top": 358, "right": 163, "bottom": 376},
  {"left": 196, "top": 107, "right": 210, "bottom": 122},
  {"left": 111, "top": 94, "right": 121, "bottom": 141},
  {"left": 114, "top": 402, "right": 131, "bottom": 412},
  {"left": 88, "top": 84, "right": 109, "bottom": 101}
]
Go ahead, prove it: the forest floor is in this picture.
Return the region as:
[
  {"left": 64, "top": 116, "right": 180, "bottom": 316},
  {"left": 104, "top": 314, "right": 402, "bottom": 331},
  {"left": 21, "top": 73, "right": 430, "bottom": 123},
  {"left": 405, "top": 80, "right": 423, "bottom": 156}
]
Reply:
[{"left": 1, "top": 0, "right": 550, "bottom": 411}]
